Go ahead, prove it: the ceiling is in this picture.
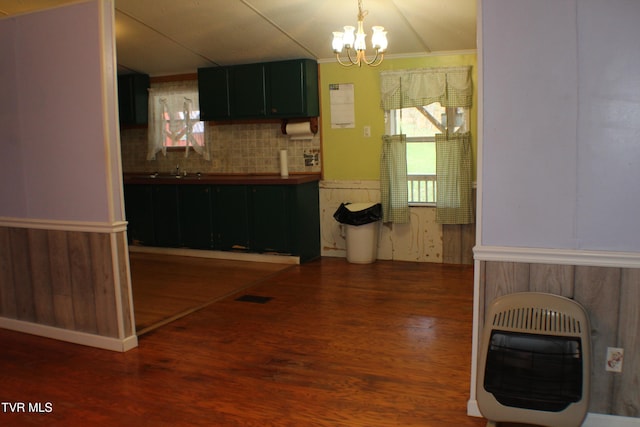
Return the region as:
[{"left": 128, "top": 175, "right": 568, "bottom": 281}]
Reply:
[{"left": 0, "top": 0, "right": 476, "bottom": 77}]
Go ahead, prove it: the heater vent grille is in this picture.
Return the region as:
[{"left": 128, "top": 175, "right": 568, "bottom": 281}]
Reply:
[{"left": 491, "top": 306, "right": 583, "bottom": 336}]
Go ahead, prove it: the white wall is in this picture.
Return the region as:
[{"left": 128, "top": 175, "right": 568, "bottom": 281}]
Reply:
[
  {"left": 480, "top": 0, "right": 640, "bottom": 252},
  {"left": 0, "top": 0, "right": 123, "bottom": 224}
]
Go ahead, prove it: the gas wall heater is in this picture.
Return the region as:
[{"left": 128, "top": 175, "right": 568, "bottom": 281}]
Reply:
[{"left": 477, "top": 292, "right": 591, "bottom": 427}]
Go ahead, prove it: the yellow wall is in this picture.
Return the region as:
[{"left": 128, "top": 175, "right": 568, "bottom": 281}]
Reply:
[{"left": 319, "top": 53, "right": 477, "bottom": 181}]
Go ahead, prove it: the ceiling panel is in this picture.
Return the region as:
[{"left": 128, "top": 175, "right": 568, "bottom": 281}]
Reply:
[
  {"left": 0, "top": 0, "right": 477, "bottom": 76},
  {"left": 114, "top": 10, "right": 214, "bottom": 75}
]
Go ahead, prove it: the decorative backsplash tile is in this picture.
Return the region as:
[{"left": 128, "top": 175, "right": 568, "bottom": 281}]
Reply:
[{"left": 120, "top": 121, "right": 321, "bottom": 175}]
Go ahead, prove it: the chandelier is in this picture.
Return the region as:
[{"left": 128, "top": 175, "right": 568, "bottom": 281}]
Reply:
[{"left": 331, "top": 0, "right": 388, "bottom": 67}]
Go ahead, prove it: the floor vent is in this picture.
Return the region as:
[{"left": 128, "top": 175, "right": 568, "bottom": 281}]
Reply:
[{"left": 235, "top": 295, "right": 273, "bottom": 304}]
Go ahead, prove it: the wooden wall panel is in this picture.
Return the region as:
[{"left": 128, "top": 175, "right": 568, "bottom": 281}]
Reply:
[
  {"left": 10, "top": 228, "right": 35, "bottom": 321},
  {"left": 575, "top": 266, "right": 621, "bottom": 413},
  {"left": 443, "top": 224, "right": 462, "bottom": 264},
  {"left": 116, "top": 232, "right": 134, "bottom": 336},
  {"left": 461, "top": 223, "right": 475, "bottom": 265},
  {"left": 481, "top": 260, "right": 640, "bottom": 418},
  {"left": 528, "top": 263, "right": 575, "bottom": 297},
  {"left": 68, "top": 232, "right": 98, "bottom": 334},
  {"left": 90, "top": 233, "right": 118, "bottom": 338},
  {"left": 484, "top": 261, "right": 529, "bottom": 305},
  {"left": 0, "top": 227, "right": 17, "bottom": 318},
  {"left": 442, "top": 223, "right": 476, "bottom": 265},
  {"left": 48, "top": 230, "right": 76, "bottom": 329},
  {"left": 0, "top": 225, "right": 136, "bottom": 349},
  {"left": 615, "top": 269, "right": 640, "bottom": 416},
  {"left": 27, "top": 229, "right": 56, "bottom": 325}
]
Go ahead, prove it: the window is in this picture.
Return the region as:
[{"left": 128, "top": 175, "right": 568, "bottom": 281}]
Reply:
[
  {"left": 160, "top": 103, "right": 204, "bottom": 149},
  {"left": 386, "top": 103, "right": 469, "bottom": 205},
  {"left": 147, "top": 81, "right": 209, "bottom": 160}
]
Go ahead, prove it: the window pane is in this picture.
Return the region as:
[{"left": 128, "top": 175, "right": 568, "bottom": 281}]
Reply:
[
  {"left": 407, "top": 142, "right": 435, "bottom": 175},
  {"left": 392, "top": 104, "right": 446, "bottom": 137}
]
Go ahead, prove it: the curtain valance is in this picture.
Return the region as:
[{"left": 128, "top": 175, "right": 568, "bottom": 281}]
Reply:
[{"left": 380, "top": 66, "right": 472, "bottom": 109}]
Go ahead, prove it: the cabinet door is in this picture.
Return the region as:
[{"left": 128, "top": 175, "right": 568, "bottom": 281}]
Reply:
[
  {"left": 117, "top": 74, "right": 149, "bottom": 125},
  {"left": 179, "top": 185, "right": 213, "bottom": 249},
  {"left": 230, "top": 63, "right": 266, "bottom": 118},
  {"left": 250, "top": 185, "right": 291, "bottom": 254},
  {"left": 291, "top": 181, "right": 321, "bottom": 262},
  {"left": 152, "top": 185, "right": 180, "bottom": 247},
  {"left": 197, "top": 67, "right": 230, "bottom": 120},
  {"left": 267, "top": 59, "right": 318, "bottom": 117},
  {"left": 213, "top": 185, "right": 250, "bottom": 250},
  {"left": 124, "top": 184, "right": 155, "bottom": 246}
]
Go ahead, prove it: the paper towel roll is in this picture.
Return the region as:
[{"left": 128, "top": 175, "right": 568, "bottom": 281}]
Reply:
[
  {"left": 279, "top": 149, "right": 289, "bottom": 177},
  {"left": 285, "top": 122, "right": 315, "bottom": 140}
]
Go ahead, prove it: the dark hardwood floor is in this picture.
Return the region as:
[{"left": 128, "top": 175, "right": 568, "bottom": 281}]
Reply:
[{"left": 0, "top": 257, "right": 487, "bottom": 426}]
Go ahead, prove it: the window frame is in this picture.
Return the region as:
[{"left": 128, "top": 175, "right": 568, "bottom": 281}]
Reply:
[{"left": 386, "top": 104, "right": 469, "bottom": 207}]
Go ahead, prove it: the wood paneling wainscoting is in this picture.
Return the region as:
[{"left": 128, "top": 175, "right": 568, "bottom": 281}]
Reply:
[
  {"left": 0, "top": 221, "right": 137, "bottom": 352},
  {"left": 443, "top": 223, "right": 475, "bottom": 265},
  {"left": 477, "top": 258, "right": 640, "bottom": 419}
]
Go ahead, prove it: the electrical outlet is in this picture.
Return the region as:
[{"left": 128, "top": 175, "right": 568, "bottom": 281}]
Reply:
[
  {"left": 363, "top": 125, "right": 371, "bottom": 138},
  {"left": 605, "top": 347, "right": 624, "bottom": 372}
]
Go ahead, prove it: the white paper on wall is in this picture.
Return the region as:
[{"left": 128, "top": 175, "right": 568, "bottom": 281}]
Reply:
[{"left": 329, "top": 83, "right": 355, "bottom": 128}]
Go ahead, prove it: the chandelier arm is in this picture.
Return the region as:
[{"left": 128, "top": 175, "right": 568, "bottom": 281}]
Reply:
[
  {"left": 345, "top": 48, "right": 360, "bottom": 66},
  {"left": 362, "top": 50, "right": 384, "bottom": 67},
  {"left": 335, "top": 53, "right": 356, "bottom": 67}
]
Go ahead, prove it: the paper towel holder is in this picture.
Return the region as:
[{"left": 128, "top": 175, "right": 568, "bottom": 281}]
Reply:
[{"left": 280, "top": 117, "right": 318, "bottom": 136}]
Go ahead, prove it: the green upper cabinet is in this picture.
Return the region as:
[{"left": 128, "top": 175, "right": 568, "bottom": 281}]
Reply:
[
  {"left": 230, "top": 63, "right": 267, "bottom": 118},
  {"left": 117, "top": 73, "right": 149, "bottom": 126},
  {"left": 197, "top": 67, "right": 230, "bottom": 121},
  {"left": 198, "top": 59, "right": 318, "bottom": 121},
  {"left": 266, "top": 59, "right": 319, "bottom": 117}
]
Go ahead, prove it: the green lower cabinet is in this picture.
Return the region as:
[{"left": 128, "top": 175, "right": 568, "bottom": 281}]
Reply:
[
  {"left": 179, "top": 185, "right": 213, "bottom": 249},
  {"left": 249, "top": 185, "right": 291, "bottom": 254},
  {"left": 290, "top": 181, "right": 321, "bottom": 263},
  {"left": 212, "top": 185, "right": 251, "bottom": 251},
  {"left": 124, "top": 184, "right": 155, "bottom": 246},
  {"left": 152, "top": 185, "right": 180, "bottom": 247},
  {"left": 123, "top": 181, "right": 320, "bottom": 262}
]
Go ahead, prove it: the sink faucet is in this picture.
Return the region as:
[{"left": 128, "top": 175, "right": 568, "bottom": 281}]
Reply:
[{"left": 175, "top": 164, "right": 180, "bottom": 176}]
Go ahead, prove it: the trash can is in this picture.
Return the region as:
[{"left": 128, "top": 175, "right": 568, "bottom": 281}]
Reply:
[{"left": 333, "top": 202, "right": 382, "bottom": 264}]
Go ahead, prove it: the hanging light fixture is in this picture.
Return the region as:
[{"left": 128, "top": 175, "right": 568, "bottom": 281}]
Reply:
[{"left": 331, "top": 0, "right": 388, "bottom": 67}]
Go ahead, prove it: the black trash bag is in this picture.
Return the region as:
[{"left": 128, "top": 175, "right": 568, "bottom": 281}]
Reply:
[{"left": 333, "top": 202, "right": 382, "bottom": 226}]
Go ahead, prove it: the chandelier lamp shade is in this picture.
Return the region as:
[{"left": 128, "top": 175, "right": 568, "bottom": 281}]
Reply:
[{"left": 331, "top": 0, "right": 388, "bottom": 67}]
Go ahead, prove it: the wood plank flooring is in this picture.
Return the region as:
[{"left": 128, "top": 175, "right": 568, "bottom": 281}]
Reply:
[
  {"left": 0, "top": 257, "right": 488, "bottom": 426},
  {"left": 130, "top": 252, "right": 291, "bottom": 334}
]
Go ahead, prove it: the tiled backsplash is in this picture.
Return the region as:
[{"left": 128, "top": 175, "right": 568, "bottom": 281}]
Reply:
[{"left": 120, "top": 121, "right": 321, "bottom": 175}]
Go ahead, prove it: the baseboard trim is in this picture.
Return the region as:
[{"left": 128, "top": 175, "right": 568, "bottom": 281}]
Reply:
[
  {"left": 0, "top": 217, "right": 127, "bottom": 233},
  {"left": 0, "top": 317, "right": 138, "bottom": 352},
  {"left": 467, "top": 399, "right": 640, "bottom": 426},
  {"left": 128, "top": 245, "right": 300, "bottom": 265},
  {"left": 474, "top": 245, "right": 640, "bottom": 269}
]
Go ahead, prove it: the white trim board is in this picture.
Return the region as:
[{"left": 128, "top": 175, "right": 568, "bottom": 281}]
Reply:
[
  {"left": 474, "top": 245, "right": 640, "bottom": 269},
  {"left": 0, "top": 317, "right": 138, "bottom": 352},
  {"left": 0, "top": 217, "right": 127, "bottom": 233},
  {"left": 128, "top": 245, "right": 300, "bottom": 265}
]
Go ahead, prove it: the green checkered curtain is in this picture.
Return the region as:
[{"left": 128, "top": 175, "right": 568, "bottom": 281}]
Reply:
[
  {"left": 435, "top": 132, "right": 474, "bottom": 224},
  {"left": 380, "top": 135, "right": 410, "bottom": 223},
  {"left": 380, "top": 66, "right": 472, "bottom": 110}
]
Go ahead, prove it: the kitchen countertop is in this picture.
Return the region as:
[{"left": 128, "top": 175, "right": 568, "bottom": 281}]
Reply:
[{"left": 123, "top": 173, "right": 321, "bottom": 185}]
